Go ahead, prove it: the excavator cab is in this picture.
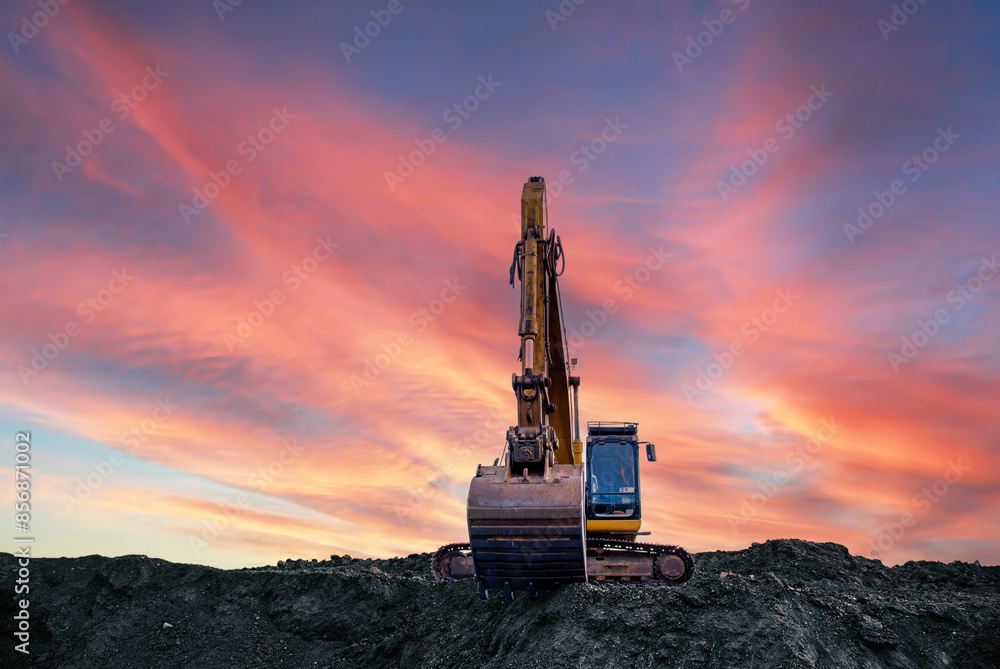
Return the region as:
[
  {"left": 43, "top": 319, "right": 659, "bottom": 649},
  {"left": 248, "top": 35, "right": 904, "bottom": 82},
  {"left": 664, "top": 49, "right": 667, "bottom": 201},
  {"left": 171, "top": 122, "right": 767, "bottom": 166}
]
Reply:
[
  {"left": 587, "top": 422, "right": 639, "bottom": 519},
  {"left": 584, "top": 422, "right": 659, "bottom": 542}
]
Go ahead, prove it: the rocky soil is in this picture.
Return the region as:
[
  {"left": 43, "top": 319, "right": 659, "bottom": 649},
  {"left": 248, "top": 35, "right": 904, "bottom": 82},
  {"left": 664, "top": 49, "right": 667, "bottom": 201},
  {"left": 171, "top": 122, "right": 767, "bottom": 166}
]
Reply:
[{"left": 2, "top": 539, "right": 998, "bottom": 668}]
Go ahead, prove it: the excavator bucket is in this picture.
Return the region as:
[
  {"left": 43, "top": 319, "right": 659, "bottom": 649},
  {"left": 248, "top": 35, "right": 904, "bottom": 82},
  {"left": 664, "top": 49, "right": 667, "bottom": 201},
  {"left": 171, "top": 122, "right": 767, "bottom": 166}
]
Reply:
[{"left": 467, "top": 463, "right": 586, "bottom": 596}]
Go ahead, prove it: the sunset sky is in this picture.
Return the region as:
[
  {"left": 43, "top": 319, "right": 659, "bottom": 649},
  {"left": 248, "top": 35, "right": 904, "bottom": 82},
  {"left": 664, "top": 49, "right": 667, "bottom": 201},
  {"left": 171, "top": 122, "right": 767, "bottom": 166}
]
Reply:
[{"left": 1, "top": 0, "right": 998, "bottom": 570}]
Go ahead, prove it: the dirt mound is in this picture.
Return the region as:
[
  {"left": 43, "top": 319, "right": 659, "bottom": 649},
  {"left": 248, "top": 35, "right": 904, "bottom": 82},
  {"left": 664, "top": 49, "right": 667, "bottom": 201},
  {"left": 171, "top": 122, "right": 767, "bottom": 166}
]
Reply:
[{"left": 3, "top": 539, "right": 998, "bottom": 668}]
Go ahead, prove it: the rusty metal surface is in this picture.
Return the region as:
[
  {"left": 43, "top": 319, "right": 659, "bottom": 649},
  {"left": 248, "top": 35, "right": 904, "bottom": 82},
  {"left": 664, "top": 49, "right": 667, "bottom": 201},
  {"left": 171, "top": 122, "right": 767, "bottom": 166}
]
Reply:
[{"left": 467, "top": 464, "right": 587, "bottom": 596}]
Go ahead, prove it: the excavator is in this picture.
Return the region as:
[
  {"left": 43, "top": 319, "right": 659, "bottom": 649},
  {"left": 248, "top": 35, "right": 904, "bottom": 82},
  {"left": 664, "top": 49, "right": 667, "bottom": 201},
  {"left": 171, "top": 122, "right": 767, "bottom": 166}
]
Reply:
[{"left": 432, "top": 176, "right": 694, "bottom": 600}]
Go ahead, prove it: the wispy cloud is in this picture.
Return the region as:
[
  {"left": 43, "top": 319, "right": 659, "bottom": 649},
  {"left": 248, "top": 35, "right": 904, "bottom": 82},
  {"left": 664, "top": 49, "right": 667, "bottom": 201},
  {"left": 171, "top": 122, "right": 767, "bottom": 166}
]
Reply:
[{"left": 1, "top": 0, "right": 997, "bottom": 568}]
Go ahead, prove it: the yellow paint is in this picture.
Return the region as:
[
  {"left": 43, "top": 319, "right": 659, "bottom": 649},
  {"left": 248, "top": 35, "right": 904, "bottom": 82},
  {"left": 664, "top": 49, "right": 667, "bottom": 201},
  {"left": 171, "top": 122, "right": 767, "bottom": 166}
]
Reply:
[{"left": 587, "top": 519, "right": 642, "bottom": 533}]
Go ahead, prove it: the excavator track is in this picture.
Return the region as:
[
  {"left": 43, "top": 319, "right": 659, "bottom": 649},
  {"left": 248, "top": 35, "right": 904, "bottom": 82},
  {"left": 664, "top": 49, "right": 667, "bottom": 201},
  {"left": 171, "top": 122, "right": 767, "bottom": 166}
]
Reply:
[
  {"left": 586, "top": 538, "right": 695, "bottom": 585},
  {"left": 431, "top": 543, "right": 471, "bottom": 582},
  {"left": 433, "top": 538, "right": 694, "bottom": 591}
]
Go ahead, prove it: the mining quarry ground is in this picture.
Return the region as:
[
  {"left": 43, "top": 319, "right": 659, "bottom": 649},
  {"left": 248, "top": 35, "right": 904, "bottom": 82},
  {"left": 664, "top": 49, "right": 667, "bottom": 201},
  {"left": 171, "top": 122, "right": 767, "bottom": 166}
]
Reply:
[{"left": 2, "top": 539, "right": 998, "bottom": 668}]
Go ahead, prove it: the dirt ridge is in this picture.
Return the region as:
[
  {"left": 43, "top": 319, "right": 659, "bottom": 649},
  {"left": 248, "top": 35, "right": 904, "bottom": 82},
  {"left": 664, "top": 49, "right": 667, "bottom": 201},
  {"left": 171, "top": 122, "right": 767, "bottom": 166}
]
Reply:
[{"left": 3, "top": 539, "right": 998, "bottom": 668}]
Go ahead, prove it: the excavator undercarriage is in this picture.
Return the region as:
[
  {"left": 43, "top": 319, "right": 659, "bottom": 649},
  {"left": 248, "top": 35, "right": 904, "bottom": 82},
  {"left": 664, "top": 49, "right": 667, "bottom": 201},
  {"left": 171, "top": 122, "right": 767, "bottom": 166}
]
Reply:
[
  {"left": 433, "top": 176, "right": 694, "bottom": 600},
  {"left": 433, "top": 538, "right": 694, "bottom": 591}
]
